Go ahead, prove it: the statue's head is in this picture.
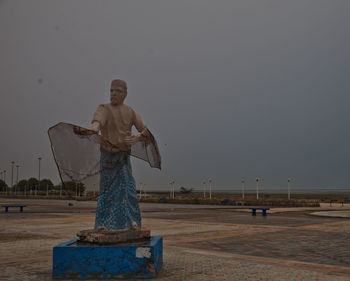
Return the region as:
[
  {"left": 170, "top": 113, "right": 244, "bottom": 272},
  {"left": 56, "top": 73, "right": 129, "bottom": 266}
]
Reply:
[{"left": 110, "top": 79, "right": 127, "bottom": 106}]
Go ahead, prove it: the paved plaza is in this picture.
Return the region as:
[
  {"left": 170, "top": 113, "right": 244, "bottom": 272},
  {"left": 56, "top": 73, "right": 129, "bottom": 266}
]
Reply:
[{"left": 1, "top": 198, "right": 350, "bottom": 280}]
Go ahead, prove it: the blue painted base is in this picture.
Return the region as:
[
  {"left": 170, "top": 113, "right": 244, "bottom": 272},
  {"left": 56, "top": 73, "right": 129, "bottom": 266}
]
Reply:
[{"left": 52, "top": 236, "right": 163, "bottom": 279}]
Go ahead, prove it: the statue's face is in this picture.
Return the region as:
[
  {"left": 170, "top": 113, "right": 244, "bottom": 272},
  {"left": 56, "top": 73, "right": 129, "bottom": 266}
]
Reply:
[{"left": 110, "top": 86, "right": 126, "bottom": 105}]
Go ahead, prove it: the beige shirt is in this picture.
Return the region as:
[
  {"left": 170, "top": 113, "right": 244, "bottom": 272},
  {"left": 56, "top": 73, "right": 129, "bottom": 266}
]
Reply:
[{"left": 92, "top": 103, "right": 146, "bottom": 151}]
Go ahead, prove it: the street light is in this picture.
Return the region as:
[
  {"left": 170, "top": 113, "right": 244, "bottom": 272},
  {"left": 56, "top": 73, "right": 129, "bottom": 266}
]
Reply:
[
  {"left": 143, "top": 183, "right": 147, "bottom": 197},
  {"left": 169, "top": 181, "right": 175, "bottom": 198},
  {"left": 139, "top": 182, "right": 143, "bottom": 199},
  {"left": 256, "top": 177, "right": 259, "bottom": 200},
  {"left": 16, "top": 165, "right": 19, "bottom": 184},
  {"left": 37, "top": 157, "right": 42, "bottom": 195},
  {"left": 288, "top": 178, "right": 291, "bottom": 200},
  {"left": 241, "top": 178, "right": 245, "bottom": 199},
  {"left": 15, "top": 165, "right": 19, "bottom": 195},
  {"left": 202, "top": 181, "right": 206, "bottom": 198},
  {"left": 11, "top": 161, "right": 15, "bottom": 192},
  {"left": 168, "top": 181, "right": 173, "bottom": 198},
  {"left": 208, "top": 178, "right": 212, "bottom": 200},
  {"left": 3, "top": 170, "right": 6, "bottom": 195}
]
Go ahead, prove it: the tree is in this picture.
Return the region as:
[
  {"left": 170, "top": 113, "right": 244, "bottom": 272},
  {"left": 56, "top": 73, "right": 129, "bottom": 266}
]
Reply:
[
  {"left": 0, "top": 180, "right": 8, "bottom": 192},
  {"left": 27, "top": 177, "right": 39, "bottom": 189},
  {"left": 63, "top": 181, "right": 86, "bottom": 196},
  {"left": 39, "top": 179, "right": 54, "bottom": 191},
  {"left": 16, "top": 180, "right": 28, "bottom": 192},
  {"left": 53, "top": 184, "right": 62, "bottom": 191}
]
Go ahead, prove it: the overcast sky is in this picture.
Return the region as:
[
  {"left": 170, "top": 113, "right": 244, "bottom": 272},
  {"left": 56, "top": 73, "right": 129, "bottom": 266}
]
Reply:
[{"left": 1, "top": 0, "right": 349, "bottom": 191}]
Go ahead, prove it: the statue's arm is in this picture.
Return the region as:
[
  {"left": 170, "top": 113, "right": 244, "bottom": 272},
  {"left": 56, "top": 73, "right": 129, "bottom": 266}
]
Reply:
[
  {"left": 87, "top": 121, "right": 100, "bottom": 132},
  {"left": 73, "top": 124, "right": 98, "bottom": 136},
  {"left": 74, "top": 105, "right": 105, "bottom": 135},
  {"left": 124, "top": 109, "right": 149, "bottom": 146},
  {"left": 124, "top": 132, "right": 143, "bottom": 146}
]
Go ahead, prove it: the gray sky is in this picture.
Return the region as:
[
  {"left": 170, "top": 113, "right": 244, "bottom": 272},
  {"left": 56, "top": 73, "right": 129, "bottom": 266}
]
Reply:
[{"left": 1, "top": 0, "right": 349, "bottom": 191}]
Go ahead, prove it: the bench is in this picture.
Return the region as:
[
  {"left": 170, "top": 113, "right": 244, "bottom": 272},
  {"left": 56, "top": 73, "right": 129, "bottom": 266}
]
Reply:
[
  {"left": 249, "top": 207, "right": 270, "bottom": 216},
  {"left": 1, "top": 205, "right": 26, "bottom": 212},
  {"left": 328, "top": 199, "right": 337, "bottom": 206},
  {"left": 221, "top": 198, "right": 232, "bottom": 205},
  {"left": 341, "top": 200, "right": 350, "bottom": 207}
]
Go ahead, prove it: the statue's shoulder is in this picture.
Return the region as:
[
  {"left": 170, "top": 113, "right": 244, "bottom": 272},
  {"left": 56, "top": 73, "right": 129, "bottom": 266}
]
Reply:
[
  {"left": 122, "top": 104, "right": 136, "bottom": 113},
  {"left": 96, "top": 104, "right": 109, "bottom": 111}
]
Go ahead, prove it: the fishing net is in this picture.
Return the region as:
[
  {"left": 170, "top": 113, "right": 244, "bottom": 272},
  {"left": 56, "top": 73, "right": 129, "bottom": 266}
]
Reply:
[{"left": 48, "top": 122, "right": 161, "bottom": 192}]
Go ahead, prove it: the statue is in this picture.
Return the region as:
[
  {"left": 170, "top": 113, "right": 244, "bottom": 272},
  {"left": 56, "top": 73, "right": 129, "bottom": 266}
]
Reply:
[
  {"left": 50, "top": 80, "right": 163, "bottom": 278},
  {"left": 87, "top": 79, "right": 149, "bottom": 231},
  {"left": 48, "top": 79, "right": 161, "bottom": 244}
]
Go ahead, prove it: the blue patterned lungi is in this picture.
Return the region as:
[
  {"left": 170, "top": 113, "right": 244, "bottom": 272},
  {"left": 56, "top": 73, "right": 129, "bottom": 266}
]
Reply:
[{"left": 94, "top": 148, "right": 141, "bottom": 230}]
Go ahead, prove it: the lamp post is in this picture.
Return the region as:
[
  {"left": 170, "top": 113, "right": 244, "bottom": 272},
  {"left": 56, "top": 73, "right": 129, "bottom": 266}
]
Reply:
[
  {"left": 169, "top": 181, "right": 175, "bottom": 198},
  {"left": 208, "top": 178, "right": 212, "bottom": 200},
  {"left": 4, "top": 170, "right": 7, "bottom": 195},
  {"left": 170, "top": 181, "right": 175, "bottom": 198},
  {"left": 288, "top": 178, "right": 291, "bottom": 200},
  {"left": 143, "top": 183, "right": 147, "bottom": 197},
  {"left": 15, "top": 165, "right": 19, "bottom": 195},
  {"left": 241, "top": 178, "right": 245, "bottom": 199},
  {"left": 203, "top": 181, "right": 206, "bottom": 198},
  {"left": 11, "top": 161, "right": 15, "bottom": 193},
  {"left": 256, "top": 177, "right": 259, "bottom": 200},
  {"left": 37, "top": 157, "right": 42, "bottom": 196},
  {"left": 139, "top": 182, "right": 143, "bottom": 199}
]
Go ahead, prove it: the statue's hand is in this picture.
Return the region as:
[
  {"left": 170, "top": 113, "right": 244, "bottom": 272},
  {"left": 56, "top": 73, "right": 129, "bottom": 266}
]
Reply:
[{"left": 124, "top": 134, "right": 141, "bottom": 146}]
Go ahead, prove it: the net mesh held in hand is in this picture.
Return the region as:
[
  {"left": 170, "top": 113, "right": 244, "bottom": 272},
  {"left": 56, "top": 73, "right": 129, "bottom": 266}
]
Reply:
[{"left": 48, "top": 122, "right": 161, "bottom": 192}]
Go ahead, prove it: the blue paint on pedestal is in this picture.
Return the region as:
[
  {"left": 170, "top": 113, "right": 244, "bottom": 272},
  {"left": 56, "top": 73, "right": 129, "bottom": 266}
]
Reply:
[{"left": 52, "top": 236, "right": 163, "bottom": 279}]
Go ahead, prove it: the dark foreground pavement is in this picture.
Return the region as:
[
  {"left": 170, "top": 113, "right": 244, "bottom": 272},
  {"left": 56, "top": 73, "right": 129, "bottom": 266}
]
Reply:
[{"left": 1, "top": 198, "right": 350, "bottom": 280}]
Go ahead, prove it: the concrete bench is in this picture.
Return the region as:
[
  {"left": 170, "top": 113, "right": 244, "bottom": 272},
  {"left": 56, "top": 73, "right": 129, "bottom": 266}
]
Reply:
[
  {"left": 341, "top": 200, "right": 350, "bottom": 207},
  {"left": 249, "top": 207, "right": 270, "bottom": 216},
  {"left": 1, "top": 205, "right": 26, "bottom": 212}
]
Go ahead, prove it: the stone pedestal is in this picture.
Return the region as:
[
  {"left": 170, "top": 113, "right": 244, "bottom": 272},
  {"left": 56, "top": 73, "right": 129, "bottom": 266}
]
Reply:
[
  {"left": 77, "top": 227, "right": 150, "bottom": 245},
  {"left": 52, "top": 236, "right": 163, "bottom": 279}
]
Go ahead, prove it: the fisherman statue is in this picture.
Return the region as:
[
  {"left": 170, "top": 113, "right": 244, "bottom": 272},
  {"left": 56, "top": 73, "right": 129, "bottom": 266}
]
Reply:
[
  {"left": 50, "top": 80, "right": 162, "bottom": 279},
  {"left": 49, "top": 79, "right": 161, "bottom": 244}
]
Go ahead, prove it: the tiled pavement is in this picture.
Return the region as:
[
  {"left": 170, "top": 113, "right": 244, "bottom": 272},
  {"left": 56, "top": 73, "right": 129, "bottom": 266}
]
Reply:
[
  {"left": 1, "top": 199, "right": 350, "bottom": 280},
  {"left": 176, "top": 229, "right": 350, "bottom": 267},
  {"left": 1, "top": 245, "right": 350, "bottom": 281}
]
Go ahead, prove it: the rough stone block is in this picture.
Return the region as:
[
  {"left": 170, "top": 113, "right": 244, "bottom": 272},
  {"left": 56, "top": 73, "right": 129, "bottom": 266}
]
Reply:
[{"left": 77, "top": 227, "right": 150, "bottom": 245}]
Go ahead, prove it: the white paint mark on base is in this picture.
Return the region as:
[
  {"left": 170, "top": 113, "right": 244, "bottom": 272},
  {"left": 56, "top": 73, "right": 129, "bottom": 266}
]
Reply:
[{"left": 136, "top": 247, "right": 151, "bottom": 258}]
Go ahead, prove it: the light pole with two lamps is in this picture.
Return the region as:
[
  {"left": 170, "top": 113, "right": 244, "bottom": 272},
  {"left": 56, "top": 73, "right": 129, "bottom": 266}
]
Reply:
[
  {"left": 288, "top": 178, "right": 291, "bottom": 200},
  {"left": 208, "top": 178, "right": 212, "bottom": 199},
  {"left": 37, "top": 157, "right": 42, "bottom": 195},
  {"left": 11, "top": 161, "right": 15, "bottom": 194},
  {"left": 241, "top": 178, "right": 245, "bottom": 199}
]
